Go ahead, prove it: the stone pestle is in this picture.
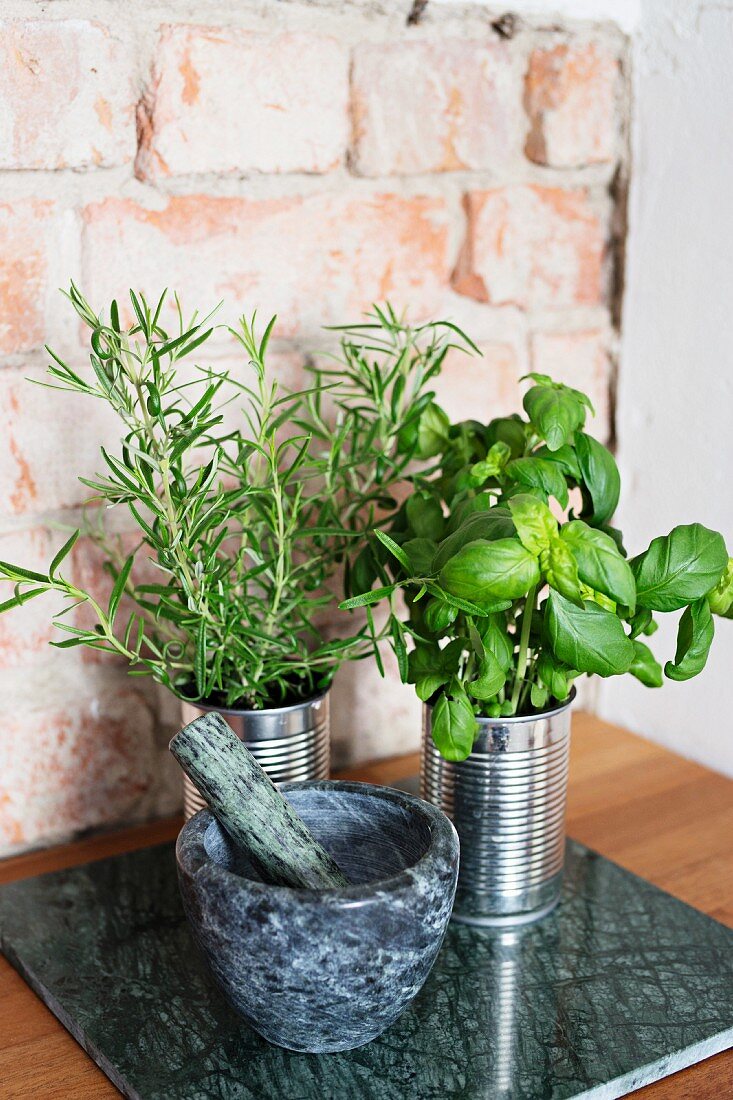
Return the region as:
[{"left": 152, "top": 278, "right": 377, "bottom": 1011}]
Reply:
[{"left": 170, "top": 712, "right": 350, "bottom": 890}]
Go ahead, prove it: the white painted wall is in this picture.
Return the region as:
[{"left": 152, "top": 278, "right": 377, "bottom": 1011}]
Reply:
[
  {"left": 431, "top": 0, "right": 641, "bottom": 33},
  {"left": 597, "top": 0, "right": 733, "bottom": 774}
]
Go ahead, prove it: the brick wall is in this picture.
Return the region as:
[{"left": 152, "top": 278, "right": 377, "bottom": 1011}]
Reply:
[{"left": 0, "top": 1, "right": 629, "bottom": 855}]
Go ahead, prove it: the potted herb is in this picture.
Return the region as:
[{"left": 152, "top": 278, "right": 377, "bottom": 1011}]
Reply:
[
  {"left": 0, "top": 288, "right": 473, "bottom": 816},
  {"left": 342, "top": 373, "right": 732, "bottom": 924}
]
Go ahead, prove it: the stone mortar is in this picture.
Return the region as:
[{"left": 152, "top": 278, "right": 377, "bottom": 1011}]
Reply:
[{"left": 176, "top": 779, "right": 459, "bottom": 1052}]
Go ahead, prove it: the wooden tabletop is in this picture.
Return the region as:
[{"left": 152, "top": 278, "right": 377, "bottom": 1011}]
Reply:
[{"left": 1, "top": 711, "right": 731, "bottom": 1098}]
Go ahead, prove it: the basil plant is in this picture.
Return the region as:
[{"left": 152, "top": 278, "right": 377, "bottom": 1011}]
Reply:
[{"left": 341, "top": 373, "right": 733, "bottom": 761}]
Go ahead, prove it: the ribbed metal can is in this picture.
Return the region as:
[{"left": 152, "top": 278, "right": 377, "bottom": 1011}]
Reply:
[
  {"left": 421, "top": 692, "right": 574, "bottom": 926},
  {"left": 179, "top": 692, "right": 330, "bottom": 820}
]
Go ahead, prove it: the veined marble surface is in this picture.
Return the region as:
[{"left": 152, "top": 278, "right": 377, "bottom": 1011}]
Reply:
[{"left": 0, "top": 837, "right": 731, "bottom": 1099}]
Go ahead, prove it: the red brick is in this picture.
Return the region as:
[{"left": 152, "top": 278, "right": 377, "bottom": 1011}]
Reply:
[
  {"left": 530, "top": 328, "right": 613, "bottom": 440},
  {"left": 0, "top": 200, "right": 67, "bottom": 356},
  {"left": 432, "top": 311, "right": 528, "bottom": 424},
  {"left": 0, "top": 528, "right": 59, "bottom": 665},
  {"left": 0, "top": 20, "right": 135, "bottom": 170},
  {"left": 525, "top": 42, "right": 620, "bottom": 168},
  {"left": 0, "top": 681, "right": 156, "bottom": 852},
  {"left": 0, "top": 365, "right": 120, "bottom": 517},
  {"left": 82, "top": 193, "right": 451, "bottom": 338},
  {"left": 137, "top": 27, "right": 348, "bottom": 178},
  {"left": 351, "top": 39, "right": 518, "bottom": 176},
  {"left": 452, "top": 186, "right": 606, "bottom": 310}
]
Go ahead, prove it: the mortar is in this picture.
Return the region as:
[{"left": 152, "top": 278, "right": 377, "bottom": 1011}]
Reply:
[{"left": 176, "top": 780, "right": 459, "bottom": 1053}]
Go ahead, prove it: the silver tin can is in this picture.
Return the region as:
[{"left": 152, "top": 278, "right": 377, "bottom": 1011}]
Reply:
[
  {"left": 421, "top": 691, "right": 574, "bottom": 926},
  {"left": 179, "top": 692, "right": 330, "bottom": 820}
]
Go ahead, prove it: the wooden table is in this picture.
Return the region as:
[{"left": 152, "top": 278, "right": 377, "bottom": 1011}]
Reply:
[{"left": 1, "top": 712, "right": 731, "bottom": 1098}]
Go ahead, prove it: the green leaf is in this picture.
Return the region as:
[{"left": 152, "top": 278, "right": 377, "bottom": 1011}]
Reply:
[
  {"left": 536, "top": 651, "right": 573, "bottom": 701},
  {"left": 417, "top": 402, "right": 450, "bottom": 458},
  {"left": 0, "top": 560, "right": 49, "bottom": 584},
  {"left": 531, "top": 682, "right": 549, "bottom": 709},
  {"left": 469, "top": 441, "right": 511, "bottom": 484},
  {"left": 523, "top": 384, "right": 585, "bottom": 451},
  {"left": 373, "top": 530, "right": 411, "bottom": 573},
  {"left": 467, "top": 651, "right": 505, "bottom": 701},
  {"left": 402, "top": 538, "right": 438, "bottom": 576},
  {"left": 575, "top": 433, "right": 620, "bottom": 525},
  {"left": 424, "top": 598, "right": 458, "bottom": 634},
  {"left": 108, "top": 554, "right": 134, "bottom": 625},
  {"left": 194, "top": 619, "right": 207, "bottom": 695},
  {"left": 708, "top": 557, "right": 733, "bottom": 615},
  {"left": 628, "top": 608, "right": 654, "bottom": 639},
  {"left": 629, "top": 640, "right": 663, "bottom": 687},
  {"left": 509, "top": 494, "right": 558, "bottom": 556},
  {"left": 49, "top": 530, "right": 80, "bottom": 578},
  {"left": 561, "top": 520, "right": 636, "bottom": 611},
  {"left": 546, "top": 590, "right": 635, "bottom": 677},
  {"left": 415, "top": 673, "right": 449, "bottom": 702},
  {"left": 631, "top": 524, "right": 728, "bottom": 612},
  {"left": 339, "top": 584, "right": 398, "bottom": 609},
  {"left": 433, "top": 508, "right": 515, "bottom": 572},
  {"left": 406, "top": 492, "right": 445, "bottom": 541},
  {"left": 424, "top": 583, "right": 497, "bottom": 616},
  {"left": 480, "top": 615, "right": 514, "bottom": 671},
  {"left": 535, "top": 444, "right": 582, "bottom": 482},
  {"left": 439, "top": 538, "right": 540, "bottom": 609},
  {"left": 0, "top": 586, "right": 47, "bottom": 615},
  {"left": 542, "top": 536, "right": 582, "bottom": 604},
  {"left": 506, "top": 457, "right": 569, "bottom": 509},
  {"left": 390, "top": 618, "right": 409, "bottom": 682},
  {"left": 431, "top": 693, "right": 476, "bottom": 761},
  {"left": 665, "top": 598, "right": 715, "bottom": 681}
]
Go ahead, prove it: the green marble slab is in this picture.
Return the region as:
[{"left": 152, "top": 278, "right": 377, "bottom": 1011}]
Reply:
[{"left": 0, "top": 835, "right": 731, "bottom": 1100}]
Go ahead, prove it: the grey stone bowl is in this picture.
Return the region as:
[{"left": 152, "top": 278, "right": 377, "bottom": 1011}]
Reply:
[{"left": 176, "top": 780, "right": 459, "bottom": 1053}]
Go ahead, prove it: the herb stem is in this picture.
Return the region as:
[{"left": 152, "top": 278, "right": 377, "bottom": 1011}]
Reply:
[{"left": 511, "top": 584, "right": 537, "bottom": 714}]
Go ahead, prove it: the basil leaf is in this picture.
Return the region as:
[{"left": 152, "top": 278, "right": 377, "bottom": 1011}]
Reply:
[
  {"left": 424, "top": 598, "right": 458, "bottom": 634},
  {"left": 506, "top": 457, "right": 569, "bottom": 509},
  {"left": 542, "top": 537, "right": 582, "bottom": 605},
  {"left": 444, "top": 493, "right": 498, "bottom": 534},
  {"left": 406, "top": 492, "right": 445, "bottom": 541},
  {"left": 470, "top": 441, "right": 511, "bottom": 484},
  {"left": 467, "top": 652, "right": 506, "bottom": 701},
  {"left": 629, "top": 640, "right": 663, "bottom": 687},
  {"left": 575, "top": 433, "right": 620, "bottom": 525},
  {"left": 665, "top": 598, "right": 715, "bottom": 681},
  {"left": 546, "top": 590, "right": 634, "bottom": 676},
  {"left": 508, "top": 494, "right": 558, "bottom": 556},
  {"left": 531, "top": 682, "right": 549, "bottom": 709},
  {"left": 432, "top": 508, "right": 515, "bottom": 572},
  {"left": 631, "top": 523, "right": 728, "bottom": 612},
  {"left": 417, "top": 402, "right": 450, "bottom": 458},
  {"left": 523, "top": 384, "right": 585, "bottom": 451},
  {"left": 431, "top": 692, "right": 476, "bottom": 761},
  {"left": 415, "top": 673, "right": 449, "bottom": 703},
  {"left": 561, "top": 519, "right": 636, "bottom": 612},
  {"left": 480, "top": 614, "right": 515, "bottom": 671},
  {"left": 402, "top": 538, "right": 438, "bottom": 576},
  {"left": 439, "top": 538, "right": 541, "bottom": 608},
  {"left": 535, "top": 443, "right": 582, "bottom": 482},
  {"left": 708, "top": 557, "right": 733, "bottom": 615},
  {"left": 628, "top": 607, "right": 653, "bottom": 639},
  {"left": 536, "top": 651, "right": 573, "bottom": 700}
]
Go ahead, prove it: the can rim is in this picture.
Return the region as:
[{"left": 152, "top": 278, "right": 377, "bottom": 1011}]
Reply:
[{"left": 177, "top": 688, "right": 329, "bottom": 719}]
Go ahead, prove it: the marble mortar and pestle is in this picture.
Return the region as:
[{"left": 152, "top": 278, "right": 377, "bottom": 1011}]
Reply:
[{"left": 172, "top": 713, "right": 459, "bottom": 1053}]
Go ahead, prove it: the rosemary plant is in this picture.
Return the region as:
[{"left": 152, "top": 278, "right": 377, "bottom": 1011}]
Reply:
[{"left": 0, "top": 288, "right": 476, "bottom": 710}]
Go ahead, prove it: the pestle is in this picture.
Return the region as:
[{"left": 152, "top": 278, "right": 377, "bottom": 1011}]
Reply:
[{"left": 170, "top": 712, "right": 350, "bottom": 890}]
